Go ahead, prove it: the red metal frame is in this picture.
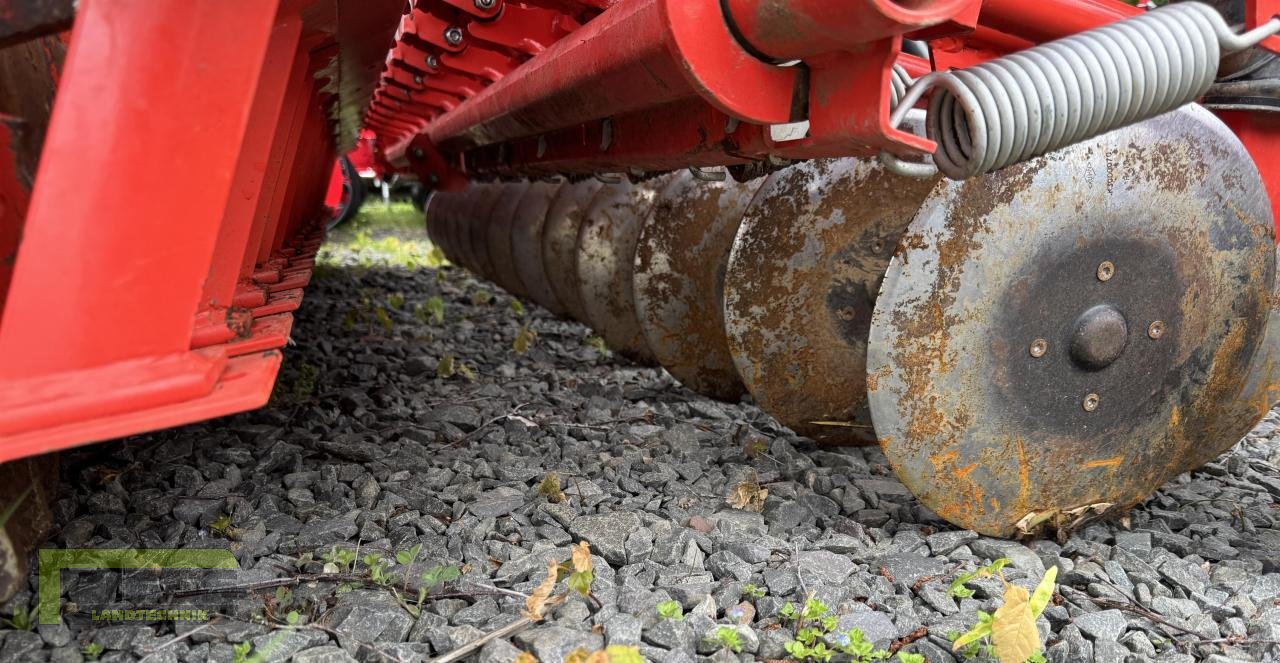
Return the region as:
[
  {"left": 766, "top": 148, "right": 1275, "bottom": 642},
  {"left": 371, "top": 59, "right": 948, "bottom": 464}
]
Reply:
[{"left": 0, "top": 0, "right": 349, "bottom": 459}]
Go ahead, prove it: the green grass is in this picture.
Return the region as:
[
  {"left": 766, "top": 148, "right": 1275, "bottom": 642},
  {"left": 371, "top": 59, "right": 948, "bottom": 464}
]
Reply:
[{"left": 318, "top": 199, "right": 446, "bottom": 270}]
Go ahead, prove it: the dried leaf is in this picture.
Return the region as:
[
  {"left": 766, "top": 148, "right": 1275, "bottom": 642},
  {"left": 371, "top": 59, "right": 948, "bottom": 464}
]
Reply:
[
  {"left": 523, "top": 559, "right": 562, "bottom": 620},
  {"left": 564, "top": 649, "right": 590, "bottom": 663},
  {"left": 571, "top": 541, "right": 593, "bottom": 574},
  {"left": 991, "top": 581, "right": 1040, "bottom": 663},
  {"left": 584, "top": 651, "right": 610, "bottom": 663},
  {"left": 568, "top": 541, "right": 594, "bottom": 596},
  {"left": 726, "top": 479, "right": 768, "bottom": 512},
  {"left": 514, "top": 653, "right": 538, "bottom": 663},
  {"left": 1029, "top": 566, "right": 1058, "bottom": 617},
  {"left": 457, "top": 361, "right": 477, "bottom": 381}
]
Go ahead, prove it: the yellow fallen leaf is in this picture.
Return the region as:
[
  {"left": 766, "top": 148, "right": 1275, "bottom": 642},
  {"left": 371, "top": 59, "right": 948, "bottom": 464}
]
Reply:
[
  {"left": 523, "top": 559, "right": 563, "bottom": 620},
  {"left": 514, "top": 653, "right": 538, "bottom": 663},
  {"left": 584, "top": 651, "right": 610, "bottom": 663},
  {"left": 992, "top": 580, "right": 1040, "bottom": 663},
  {"left": 571, "top": 540, "right": 593, "bottom": 574},
  {"left": 564, "top": 649, "right": 590, "bottom": 663},
  {"left": 726, "top": 479, "right": 767, "bottom": 512}
]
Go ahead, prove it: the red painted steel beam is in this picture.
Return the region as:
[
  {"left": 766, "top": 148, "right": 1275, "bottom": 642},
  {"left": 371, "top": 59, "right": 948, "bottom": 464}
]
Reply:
[
  {"left": 200, "top": 9, "right": 305, "bottom": 339},
  {"left": 423, "top": 0, "right": 798, "bottom": 151},
  {"left": 0, "top": 0, "right": 282, "bottom": 378},
  {"left": 977, "top": 0, "right": 1137, "bottom": 44},
  {"left": 723, "top": 0, "right": 977, "bottom": 60}
]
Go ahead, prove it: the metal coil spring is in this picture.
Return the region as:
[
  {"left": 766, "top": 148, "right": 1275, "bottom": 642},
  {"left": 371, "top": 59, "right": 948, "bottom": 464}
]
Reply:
[{"left": 882, "top": 2, "right": 1280, "bottom": 180}]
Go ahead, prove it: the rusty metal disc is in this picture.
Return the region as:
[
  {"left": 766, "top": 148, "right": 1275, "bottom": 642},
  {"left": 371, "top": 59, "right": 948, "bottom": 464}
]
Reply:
[
  {"left": 466, "top": 182, "right": 503, "bottom": 281},
  {"left": 487, "top": 182, "right": 532, "bottom": 297},
  {"left": 450, "top": 185, "right": 485, "bottom": 273},
  {"left": 577, "top": 176, "right": 667, "bottom": 364},
  {"left": 724, "top": 158, "right": 941, "bottom": 444},
  {"left": 424, "top": 190, "right": 451, "bottom": 260},
  {"left": 634, "top": 170, "right": 762, "bottom": 401},
  {"left": 511, "top": 181, "right": 568, "bottom": 316},
  {"left": 543, "top": 179, "right": 604, "bottom": 324},
  {"left": 867, "top": 106, "right": 1276, "bottom": 537},
  {"left": 441, "top": 188, "right": 471, "bottom": 270}
]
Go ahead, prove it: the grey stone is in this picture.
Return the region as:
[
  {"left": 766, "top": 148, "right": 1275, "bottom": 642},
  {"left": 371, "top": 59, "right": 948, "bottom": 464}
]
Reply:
[
  {"left": 291, "top": 646, "right": 358, "bottom": 663},
  {"left": 569, "top": 512, "right": 642, "bottom": 566},
  {"left": 644, "top": 618, "right": 696, "bottom": 651},
  {"left": 834, "top": 611, "right": 897, "bottom": 648},
  {"left": 515, "top": 625, "right": 603, "bottom": 662},
  {"left": 1073, "top": 609, "right": 1126, "bottom": 642},
  {"left": 469, "top": 487, "right": 526, "bottom": 518},
  {"left": 605, "top": 613, "right": 643, "bottom": 646},
  {"left": 968, "top": 538, "right": 1046, "bottom": 575},
  {"left": 248, "top": 629, "right": 330, "bottom": 662},
  {"left": 794, "top": 549, "right": 856, "bottom": 585},
  {"left": 927, "top": 530, "right": 978, "bottom": 556},
  {"left": 478, "top": 638, "right": 525, "bottom": 663}
]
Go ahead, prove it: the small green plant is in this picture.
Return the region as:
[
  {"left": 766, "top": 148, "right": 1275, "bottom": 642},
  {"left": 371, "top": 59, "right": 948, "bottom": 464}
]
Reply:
[
  {"left": 948, "top": 629, "right": 987, "bottom": 659},
  {"left": 656, "top": 600, "right": 683, "bottom": 621},
  {"left": 373, "top": 306, "right": 394, "bottom": 331},
  {"left": 209, "top": 514, "right": 236, "bottom": 540},
  {"left": 585, "top": 335, "right": 610, "bottom": 356},
  {"left": 510, "top": 300, "right": 525, "bottom": 316},
  {"left": 416, "top": 296, "right": 445, "bottom": 325},
  {"left": 421, "top": 563, "right": 462, "bottom": 590},
  {"left": 231, "top": 641, "right": 255, "bottom": 663},
  {"left": 471, "top": 289, "right": 494, "bottom": 305},
  {"left": 711, "top": 626, "right": 742, "bottom": 653},
  {"left": 781, "top": 599, "right": 894, "bottom": 663},
  {"left": 949, "top": 557, "right": 1012, "bottom": 598},
  {"left": 743, "top": 583, "right": 766, "bottom": 599},
  {"left": 81, "top": 643, "right": 104, "bottom": 661},
  {"left": 513, "top": 325, "right": 536, "bottom": 354},
  {"left": 897, "top": 653, "right": 925, "bottom": 663},
  {"left": 386, "top": 293, "right": 406, "bottom": 310},
  {"left": 436, "top": 354, "right": 476, "bottom": 380},
  {"left": 396, "top": 543, "right": 422, "bottom": 566},
  {"left": 3, "top": 605, "right": 32, "bottom": 630},
  {"left": 364, "top": 553, "right": 397, "bottom": 586},
  {"left": 321, "top": 545, "right": 357, "bottom": 573},
  {"left": 952, "top": 566, "right": 1059, "bottom": 663}
]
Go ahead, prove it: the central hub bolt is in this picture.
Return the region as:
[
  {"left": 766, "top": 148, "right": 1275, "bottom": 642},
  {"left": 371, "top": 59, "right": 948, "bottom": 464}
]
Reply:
[{"left": 1070, "top": 304, "right": 1129, "bottom": 370}]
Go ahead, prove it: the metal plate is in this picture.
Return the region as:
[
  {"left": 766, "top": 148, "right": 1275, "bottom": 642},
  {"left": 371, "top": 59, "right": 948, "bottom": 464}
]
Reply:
[
  {"left": 724, "top": 158, "right": 941, "bottom": 444},
  {"left": 867, "top": 106, "right": 1276, "bottom": 537},
  {"left": 511, "top": 181, "right": 568, "bottom": 316},
  {"left": 635, "top": 170, "right": 762, "bottom": 401},
  {"left": 487, "top": 182, "right": 531, "bottom": 297},
  {"left": 543, "top": 179, "right": 604, "bottom": 324},
  {"left": 577, "top": 177, "right": 667, "bottom": 364},
  {"left": 450, "top": 185, "right": 485, "bottom": 273}
]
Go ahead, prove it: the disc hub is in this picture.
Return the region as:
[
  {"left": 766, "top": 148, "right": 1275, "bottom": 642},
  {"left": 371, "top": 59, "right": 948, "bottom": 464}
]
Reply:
[{"left": 1069, "top": 303, "right": 1129, "bottom": 371}]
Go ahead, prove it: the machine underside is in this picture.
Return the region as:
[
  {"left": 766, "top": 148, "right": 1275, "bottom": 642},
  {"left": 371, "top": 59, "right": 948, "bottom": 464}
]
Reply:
[{"left": 2, "top": 0, "right": 1280, "bottom": 598}]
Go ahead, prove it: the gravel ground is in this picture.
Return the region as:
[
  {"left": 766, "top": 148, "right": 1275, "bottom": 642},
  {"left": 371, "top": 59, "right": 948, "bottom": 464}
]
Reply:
[{"left": 3, "top": 206, "right": 1280, "bottom": 663}]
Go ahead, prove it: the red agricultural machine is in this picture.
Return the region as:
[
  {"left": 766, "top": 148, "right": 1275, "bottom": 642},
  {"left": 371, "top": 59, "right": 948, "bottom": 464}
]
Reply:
[{"left": 1, "top": 0, "right": 1280, "bottom": 600}]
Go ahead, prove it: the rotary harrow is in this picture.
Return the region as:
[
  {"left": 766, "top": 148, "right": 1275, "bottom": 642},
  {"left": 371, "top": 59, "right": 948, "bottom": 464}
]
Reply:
[{"left": 1, "top": 0, "right": 1280, "bottom": 601}]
